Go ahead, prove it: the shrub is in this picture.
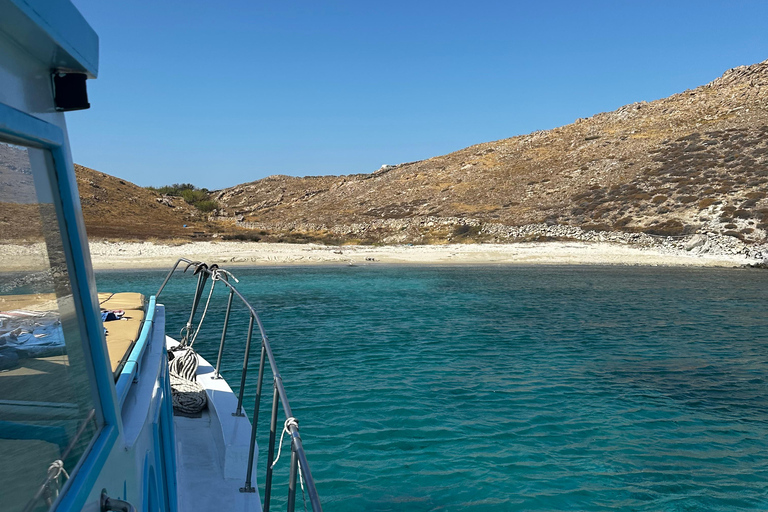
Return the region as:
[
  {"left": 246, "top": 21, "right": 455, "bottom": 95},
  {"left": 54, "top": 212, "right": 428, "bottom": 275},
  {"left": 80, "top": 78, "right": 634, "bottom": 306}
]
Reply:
[
  {"left": 652, "top": 195, "right": 668, "bottom": 204},
  {"left": 741, "top": 199, "right": 759, "bottom": 209},
  {"left": 194, "top": 200, "right": 218, "bottom": 213},
  {"left": 642, "top": 220, "right": 686, "bottom": 236},
  {"left": 699, "top": 198, "right": 717, "bottom": 209},
  {"left": 452, "top": 224, "right": 481, "bottom": 238},
  {"left": 734, "top": 209, "right": 751, "bottom": 219},
  {"left": 223, "top": 233, "right": 261, "bottom": 242},
  {"left": 582, "top": 223, "right": 611, "bottom": 232},
  {"left": 181, "top": 189, "right": 209, "bottom": 204},
  {"left": 146, "top": 183, "right": 202, "bottom": 196}
]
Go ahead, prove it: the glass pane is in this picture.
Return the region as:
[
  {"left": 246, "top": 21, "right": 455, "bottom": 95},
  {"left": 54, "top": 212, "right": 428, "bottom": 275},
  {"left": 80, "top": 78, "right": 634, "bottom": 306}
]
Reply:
[{"left": 0, "top": 141, "right": 101, "bottom": 512}]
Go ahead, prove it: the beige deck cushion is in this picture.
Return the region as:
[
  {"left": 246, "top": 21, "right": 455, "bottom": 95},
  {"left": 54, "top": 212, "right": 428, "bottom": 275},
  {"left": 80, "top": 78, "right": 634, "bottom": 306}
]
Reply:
[
  {"left": 103, "top": 303, "right": 146, "bottom": 373},
  {"left": 0, "top": 292, "right": 58, "bottom": 312},
  {"left": 98, "top": 292, "right": 145, "bottom": 311}
]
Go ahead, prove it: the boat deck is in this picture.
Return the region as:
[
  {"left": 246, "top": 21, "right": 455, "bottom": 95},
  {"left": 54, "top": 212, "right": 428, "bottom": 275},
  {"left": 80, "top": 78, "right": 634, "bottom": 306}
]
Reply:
[
  {"left": 175, "top": 410, "right": 262, "bottom": 511},
  {"left": 170, "top": 337, "right": 262, "bottom": 512}
]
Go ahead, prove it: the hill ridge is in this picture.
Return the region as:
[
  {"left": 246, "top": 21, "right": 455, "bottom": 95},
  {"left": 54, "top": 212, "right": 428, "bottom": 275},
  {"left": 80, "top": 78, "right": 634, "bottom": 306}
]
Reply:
[{"left": 207, "top": 58, "right": 767, "bottom": 245}]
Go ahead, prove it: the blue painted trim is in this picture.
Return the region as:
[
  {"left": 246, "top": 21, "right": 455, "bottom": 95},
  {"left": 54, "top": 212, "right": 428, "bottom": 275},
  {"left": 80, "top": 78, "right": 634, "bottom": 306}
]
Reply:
[
  {"left": 0, "top": 101, "right": 120, "bottom": 510},
  {"left": 160, "top": 350, "right": 179, "bottom": 512},
  {"left": 1, "top": 0, "right": 98, "bottom": 76},
  {"left": 115, "top": 296, "right": 157, "bottom": 406},
  {"left": 0, "top": 102, "right": 63, "bottom": 147},
  {"left": 54, "top": 425, "right": 118, "bottom": 510},
  {"left": 0, "top": 420, "right": 68, "bottom": 449},
  {"left": 115, "top": 362, "right": 138, "bottom": 405}
]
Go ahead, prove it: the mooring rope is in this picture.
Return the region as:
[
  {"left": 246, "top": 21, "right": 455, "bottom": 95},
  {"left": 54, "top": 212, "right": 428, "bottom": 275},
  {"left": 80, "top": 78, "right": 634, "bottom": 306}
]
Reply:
[
  {"left": 189, "top": 278, "right": 217, "bottom": 348},
  {"left": 271, "top": 416, "right": 306, "bottom": 505},
  {"left": 43, "top": 460, "right": 69, "bottom": 505},
  {"left": 169, "top": 346, "right": 207, "bottom": 415}
]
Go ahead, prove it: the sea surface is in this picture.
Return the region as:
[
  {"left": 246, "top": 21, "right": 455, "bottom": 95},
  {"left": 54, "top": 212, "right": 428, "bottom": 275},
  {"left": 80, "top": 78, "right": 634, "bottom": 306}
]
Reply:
[{"left": 96, "top": 265, "right": 768, "bottom": 511}]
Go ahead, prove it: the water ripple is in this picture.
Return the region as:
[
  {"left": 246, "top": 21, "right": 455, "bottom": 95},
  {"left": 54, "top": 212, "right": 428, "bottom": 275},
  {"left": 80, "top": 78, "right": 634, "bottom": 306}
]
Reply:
[{"left": 98, "top": 265, "right": 768, "bottom": 511}]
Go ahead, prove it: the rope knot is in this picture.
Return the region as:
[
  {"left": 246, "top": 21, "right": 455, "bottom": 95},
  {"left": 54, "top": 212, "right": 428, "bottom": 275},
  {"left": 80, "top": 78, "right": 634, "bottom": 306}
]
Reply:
[
  {"left": 284, "top": 416, "right": 299, "bottom": 431},
  {"left": 271, "top": 416, "right": 299, "bottom": 469},
  {"left": 271, "top": 416, "right": 306, "bottom": 502},
  {"left": 47, "top": 459, "right": 68, "bottom": 481}
]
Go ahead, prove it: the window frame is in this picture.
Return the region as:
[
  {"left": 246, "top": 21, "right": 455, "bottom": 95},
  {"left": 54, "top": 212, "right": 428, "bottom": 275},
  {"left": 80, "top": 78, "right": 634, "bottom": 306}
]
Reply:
[{"left": 0, "top": 101, "right": 121, "bottom": 510}]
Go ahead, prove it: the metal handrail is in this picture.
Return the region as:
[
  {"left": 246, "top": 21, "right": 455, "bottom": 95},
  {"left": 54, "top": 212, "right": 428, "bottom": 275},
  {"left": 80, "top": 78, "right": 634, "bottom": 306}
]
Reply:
[{"left": 157, "top": 258, "right": 322, "bottom": 512}]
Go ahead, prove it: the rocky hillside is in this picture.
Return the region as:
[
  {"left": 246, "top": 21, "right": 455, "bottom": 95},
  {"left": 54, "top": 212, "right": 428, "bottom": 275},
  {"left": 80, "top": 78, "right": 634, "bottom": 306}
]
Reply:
[
  {"left": 213, "top": 59, "right": 768, "bottom": 244},
  {"left": 75, "top": 165, "right": 215, "bottom": 239}
]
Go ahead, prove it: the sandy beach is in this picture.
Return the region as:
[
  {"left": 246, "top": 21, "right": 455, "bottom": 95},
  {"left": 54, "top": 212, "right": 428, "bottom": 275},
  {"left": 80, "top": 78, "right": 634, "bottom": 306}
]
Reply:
[{"left": 58, "top": 240, "right": 757, "bottom": 270}]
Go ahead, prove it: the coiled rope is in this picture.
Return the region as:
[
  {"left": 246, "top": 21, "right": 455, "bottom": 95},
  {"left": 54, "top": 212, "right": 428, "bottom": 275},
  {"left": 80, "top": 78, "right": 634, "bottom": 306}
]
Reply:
[
  {"left": 170, "top": 264, "right": 228, "bottom": 416},
  {"left": 169, "top": 346, "right": 207, "bottom": 416}
]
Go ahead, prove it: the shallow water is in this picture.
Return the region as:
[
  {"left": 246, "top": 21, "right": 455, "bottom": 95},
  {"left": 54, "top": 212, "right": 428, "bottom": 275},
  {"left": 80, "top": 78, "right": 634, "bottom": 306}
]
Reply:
[{"left": 97, "top": 265, "right": 768, "bottom": 511}]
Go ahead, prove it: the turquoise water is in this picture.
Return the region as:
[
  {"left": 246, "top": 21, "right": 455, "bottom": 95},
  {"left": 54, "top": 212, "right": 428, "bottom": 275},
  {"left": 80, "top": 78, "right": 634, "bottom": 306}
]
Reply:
[{"left": 97, "top": 265, "right": 768, "bottom": 511}]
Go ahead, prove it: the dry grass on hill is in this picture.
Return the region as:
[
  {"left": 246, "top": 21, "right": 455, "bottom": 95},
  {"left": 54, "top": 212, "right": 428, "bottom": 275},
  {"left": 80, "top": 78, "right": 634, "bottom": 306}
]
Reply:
[
  {"left": 210, "top": 59, "right": 768, "bottom": 245},
  {"left": 75, "top": 164, "right": 215, "bottom": 239},
  {"left": 5, "top": 60, "right": 765, "bottom": 246}
]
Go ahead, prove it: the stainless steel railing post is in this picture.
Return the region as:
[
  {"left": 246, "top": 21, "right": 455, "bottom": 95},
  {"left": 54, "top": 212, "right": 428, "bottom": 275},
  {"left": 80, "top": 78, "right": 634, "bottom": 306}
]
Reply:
[
  {"left": 234, "top": 314, "right": 254, "bottom": 417},
  {"left": 159, "top": 260, "right": 324, "bottom": 510},
  {"left": 263, "top": 385, "right": 280, "bottom": 512},
  {"left": 184, "top": 266, "right": 208, "bottom": 343},
  {"left": 287, "top": 444, "right": 299, "bottom": 512},
  {"left": 156, "top": 258, "right": 194, "bottom": 298},
  {"left": 214, "top": 288, "right": 234, "bottom": 378},
  {"left": 240, "top": 340, "right": 267, "bottom": 493},
  {"left": 253, "top": 340, "right": 267, "bottom": 430}
]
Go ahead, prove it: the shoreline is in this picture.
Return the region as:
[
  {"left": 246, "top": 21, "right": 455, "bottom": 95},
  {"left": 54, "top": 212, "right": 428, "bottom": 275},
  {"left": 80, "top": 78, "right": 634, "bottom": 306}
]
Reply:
[
  {"left": 1, "top": 240, "right": 758, "bottom": 272},
  {"left": 78, "top": 240, "right": 757, "bottom": 270}
]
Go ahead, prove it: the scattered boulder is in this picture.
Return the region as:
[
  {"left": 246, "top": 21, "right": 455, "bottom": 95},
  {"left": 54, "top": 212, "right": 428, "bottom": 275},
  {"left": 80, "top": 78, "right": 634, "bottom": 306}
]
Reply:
[{"left": 156, "top": 195, "right": 174, "bottom": 207}]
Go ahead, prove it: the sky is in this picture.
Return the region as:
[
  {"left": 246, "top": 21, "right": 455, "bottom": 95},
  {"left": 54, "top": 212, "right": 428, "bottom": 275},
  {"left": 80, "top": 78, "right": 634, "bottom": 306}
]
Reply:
[{"left": 67, "top": 0, "right": 768, "bottom": 190}]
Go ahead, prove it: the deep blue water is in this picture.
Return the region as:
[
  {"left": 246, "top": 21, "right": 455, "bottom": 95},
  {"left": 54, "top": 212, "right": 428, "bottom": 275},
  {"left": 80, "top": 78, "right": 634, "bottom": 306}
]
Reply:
[{"left": 97, "top": 265, "right": 768, "bottom": 511}]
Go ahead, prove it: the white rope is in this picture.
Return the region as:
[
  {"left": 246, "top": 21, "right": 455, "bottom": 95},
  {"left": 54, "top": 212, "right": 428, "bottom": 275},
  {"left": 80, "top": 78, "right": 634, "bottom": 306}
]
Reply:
[
  {"left": 47, "top": 459, "right": 69, "bottom": 482},
  {"left": 214, "top": 268, "right": 239, "bottom": 283},
  {"left": 170, "top": 346, "right": 198, "bottom": 380},
  {"left": 43, "top": 459, "right": 69, "bottom": 504},
  {"left": 271, "top": 417, "right": 296, "bottom": 469},
  {"left": 179, "top": 324, "right": 191, "bottom": 344},
  {"left": 189, "top": 279, "right": 216, "bottom": 348},
  {"left": 169, "top": 346, "right": 207, "bottom": 415},
  {"left": 169, "top": 374, "right": 207, "bottom": 415},
  {"left": 271, "top": 417, "right": 305, "bottom": 494}
]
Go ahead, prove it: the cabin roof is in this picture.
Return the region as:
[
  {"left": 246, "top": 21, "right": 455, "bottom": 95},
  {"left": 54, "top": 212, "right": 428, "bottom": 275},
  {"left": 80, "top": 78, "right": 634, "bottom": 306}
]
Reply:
[{"left": 0, "top": 0, "right": 99, "bottom": 77}]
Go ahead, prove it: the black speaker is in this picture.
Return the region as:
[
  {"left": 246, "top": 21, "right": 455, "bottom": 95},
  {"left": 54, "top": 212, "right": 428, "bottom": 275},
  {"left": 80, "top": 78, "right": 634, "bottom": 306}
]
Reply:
[{"left": 53, "top": 72, "right": 90, "bottom": 111}]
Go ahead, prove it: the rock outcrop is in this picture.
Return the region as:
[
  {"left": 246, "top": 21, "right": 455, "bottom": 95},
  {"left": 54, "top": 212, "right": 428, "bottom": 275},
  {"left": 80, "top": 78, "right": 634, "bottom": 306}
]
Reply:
[{"left": 213, "top": 59, "right": 768, "bottom": 246}]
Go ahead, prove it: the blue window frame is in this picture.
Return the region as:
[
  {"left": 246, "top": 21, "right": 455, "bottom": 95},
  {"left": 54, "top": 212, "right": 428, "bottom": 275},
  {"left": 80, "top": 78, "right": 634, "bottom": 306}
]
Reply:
[{"left": 0, "top": 102, "right": 120, "bottom": 511}]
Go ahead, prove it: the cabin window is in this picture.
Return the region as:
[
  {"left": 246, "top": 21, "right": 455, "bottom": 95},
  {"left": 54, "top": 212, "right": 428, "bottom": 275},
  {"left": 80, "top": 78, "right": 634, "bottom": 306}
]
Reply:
[{"left": 0, "top": 141, "right": 101, "bottom": 511}]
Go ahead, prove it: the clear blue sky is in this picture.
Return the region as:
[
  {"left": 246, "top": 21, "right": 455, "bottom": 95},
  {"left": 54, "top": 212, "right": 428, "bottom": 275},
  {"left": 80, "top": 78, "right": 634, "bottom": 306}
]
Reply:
[{"left": 68, "top": 0, "right": 768, "bottom": 190}]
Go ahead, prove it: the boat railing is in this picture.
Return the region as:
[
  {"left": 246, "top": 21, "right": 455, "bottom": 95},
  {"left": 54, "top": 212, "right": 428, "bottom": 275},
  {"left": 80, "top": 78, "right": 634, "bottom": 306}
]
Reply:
[{"left": 156, "top": 259, "right": 322, "bottom": 512}]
